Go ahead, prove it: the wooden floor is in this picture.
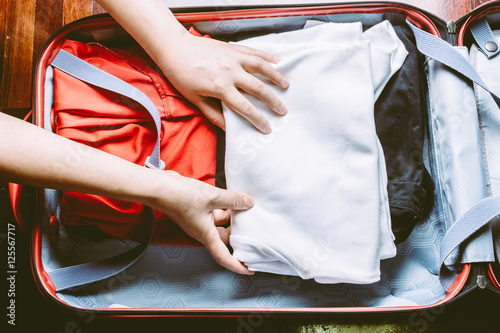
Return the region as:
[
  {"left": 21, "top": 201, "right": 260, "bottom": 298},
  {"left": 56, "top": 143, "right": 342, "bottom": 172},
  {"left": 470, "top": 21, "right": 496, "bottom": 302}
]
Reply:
[
  {"left": 0, "top": 0, "right": 106, "bottom": 117},
  {"left": 0, "top": 0, "right": 495, "bottom": 117}
]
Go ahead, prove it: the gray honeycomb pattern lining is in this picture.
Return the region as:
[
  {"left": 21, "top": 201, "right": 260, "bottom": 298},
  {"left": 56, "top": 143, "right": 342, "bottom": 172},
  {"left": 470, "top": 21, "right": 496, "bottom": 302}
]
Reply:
[{"left": 43, "top": 203, "right": 446, "bottom": 309}]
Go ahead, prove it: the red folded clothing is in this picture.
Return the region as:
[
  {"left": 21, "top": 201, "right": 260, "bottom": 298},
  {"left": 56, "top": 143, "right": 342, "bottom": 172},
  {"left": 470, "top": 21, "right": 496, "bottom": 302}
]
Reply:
[{"left": 52, "top": 28, "right": 216, "bottom": 244}]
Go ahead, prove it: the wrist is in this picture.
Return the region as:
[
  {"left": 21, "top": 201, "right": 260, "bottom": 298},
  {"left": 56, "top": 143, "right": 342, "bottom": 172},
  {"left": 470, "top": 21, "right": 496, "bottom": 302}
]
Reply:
[
  {"left": 155, "top": 29, "right": 193, "bottom": 77},
  {"left": 129, "top": 168, "right": 180, "bottom": 212},
  {"left": 98, "top": 0, "right": 188, "bottom": 70}
]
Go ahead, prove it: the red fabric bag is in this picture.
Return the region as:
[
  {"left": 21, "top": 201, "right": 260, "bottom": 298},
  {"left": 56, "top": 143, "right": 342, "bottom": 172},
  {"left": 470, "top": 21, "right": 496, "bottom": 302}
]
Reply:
[{"left": 52, "top": 28, "right": 217, "bottom": 244}]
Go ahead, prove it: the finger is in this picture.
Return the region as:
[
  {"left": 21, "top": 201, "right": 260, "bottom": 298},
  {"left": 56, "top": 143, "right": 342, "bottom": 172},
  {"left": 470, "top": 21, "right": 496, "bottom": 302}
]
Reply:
[
  {"left": 217, "top": 226, "right": 230, "bottom": 244},
  {"left": 233, "top": 44, "right": 281, "bottom": 64},
  {"left": 201, "top": 227, "right": 253, "bottom": 275},
  {"left": 213, "top": 209, "right": 230, "bottom": 226},
  {"left": 241, "top": 56, "right": 289, "bottom": 89},
  {"left": 209, "top": 188, "right": 255, "bottom": 211},
  {"left": 236, "top": 74, "right": 287, "bottom": 116},
  {"left": 194, "top": 97, "right": 226, "bottom": 130},
  {"left": 223, "top": 88, "right": 272, "bottom": 134}
]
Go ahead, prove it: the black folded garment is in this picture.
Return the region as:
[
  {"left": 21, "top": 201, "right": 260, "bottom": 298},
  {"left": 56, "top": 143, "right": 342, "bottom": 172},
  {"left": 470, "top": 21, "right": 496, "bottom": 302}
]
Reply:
[{"left": 374, "top": 20, "right": 434, "bottom": 244}]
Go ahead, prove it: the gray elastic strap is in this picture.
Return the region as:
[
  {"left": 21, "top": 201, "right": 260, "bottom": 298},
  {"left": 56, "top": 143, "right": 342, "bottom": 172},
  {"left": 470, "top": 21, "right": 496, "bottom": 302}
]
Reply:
[
  {"left": 51, "top": 49, "right": 164, "bottom": 170},
  {"left": 407, "top": 20, "right": 500, "bottom": 109},
  {"left": 439, "top": 196, "right": 500, "bottom": 290},
  {"left": 48, "top": 208, "right": 156, "bottom": 292},
  {"left": 43, "top": 66, "right": 62, "bottom": 219},
  {"left": 44, "top": 65, "right": 54, "bottom": 132},
  {"left": 470, "top": 18, "right": 500, "bottom": 59},
  {"left": 48, "top": 49, "right": 161, "bottom": 291}
]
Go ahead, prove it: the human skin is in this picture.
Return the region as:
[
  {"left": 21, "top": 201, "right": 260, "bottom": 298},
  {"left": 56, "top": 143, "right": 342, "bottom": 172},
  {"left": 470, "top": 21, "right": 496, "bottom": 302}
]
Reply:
[
  {"left": 0, "top": 112, "right": 255, "bottom": 274},
  {"left": 1, "top": 0, "right": 289, "bottom": 274},
  {"left": 97, "top": 0, "right": 289, "bottom": 134}
]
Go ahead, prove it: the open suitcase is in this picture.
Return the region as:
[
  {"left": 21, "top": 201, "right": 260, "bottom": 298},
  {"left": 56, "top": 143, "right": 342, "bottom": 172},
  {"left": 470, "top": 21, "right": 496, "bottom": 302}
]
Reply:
[{"left": 9, "top": 0, "right": 500, "bottom": 320}]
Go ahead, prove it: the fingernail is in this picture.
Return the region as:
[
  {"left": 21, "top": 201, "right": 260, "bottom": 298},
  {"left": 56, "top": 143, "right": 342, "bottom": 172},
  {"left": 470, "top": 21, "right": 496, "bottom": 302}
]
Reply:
[
  {"left": 243, "top": 195, "right": 255, "bottom": 208},
  {"left": 262, "top": 123, "right": 272, "bottom": 134},
  {"left": 273, "top": 56, "right": 281, "bottom": 63},
  {"left": 278, "top": 104, "right": 288, "bottom": 115},
  {"left": 280, "top": 77, "right": 289, "bottom": 88}
]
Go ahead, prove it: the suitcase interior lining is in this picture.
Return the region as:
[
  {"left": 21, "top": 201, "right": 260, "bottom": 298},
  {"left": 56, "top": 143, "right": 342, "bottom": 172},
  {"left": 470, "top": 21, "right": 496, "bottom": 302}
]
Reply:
[
  {"left": 466, "top": 13, "right": 500, "bottom": 200},
  {"left": 425, "top": 50, "right": 494, "bottom": 267},
  {"left": 465, "top": 13, "right": 500, "bottom": 268},
  {"left": 38, "top": 10, "right": 495, "bottom": 310}
]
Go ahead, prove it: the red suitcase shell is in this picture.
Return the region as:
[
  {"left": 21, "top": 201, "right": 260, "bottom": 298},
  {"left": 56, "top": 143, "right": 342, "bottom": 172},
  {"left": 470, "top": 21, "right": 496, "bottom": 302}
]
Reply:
[{"left": 9, "top": 0, "right": 500, "bottom": 318}]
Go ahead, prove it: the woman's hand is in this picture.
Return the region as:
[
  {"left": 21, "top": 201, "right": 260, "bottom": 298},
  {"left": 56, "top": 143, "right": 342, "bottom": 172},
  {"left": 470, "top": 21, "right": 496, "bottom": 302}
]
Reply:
[
  {"left": 0, "top": 113, "right": 254, "bottom": 275},
  {"left": 97, "top": 0, "right": 289, "bottom": 134},
  {"left": 157, "top": 32, "right": 289, "bottom": 134},
  {"left": 147, "top": 171, "right": 255, "bottom": 274},
  {"left": 92, "top": 0, "right": 275, "bottom": 273}
]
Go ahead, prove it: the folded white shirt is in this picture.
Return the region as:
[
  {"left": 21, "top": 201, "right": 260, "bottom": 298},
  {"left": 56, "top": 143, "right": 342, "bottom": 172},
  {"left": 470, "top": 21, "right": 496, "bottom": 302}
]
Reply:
[{"left": 224, "top": 21, "right": 407, "bottom": 284}]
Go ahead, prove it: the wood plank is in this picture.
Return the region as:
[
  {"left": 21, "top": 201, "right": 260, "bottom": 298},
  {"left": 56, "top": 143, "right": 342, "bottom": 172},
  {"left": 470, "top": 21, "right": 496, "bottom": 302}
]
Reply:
[
  {"left": 63, "top": 0, "right": 92, "bottom": 25},
  {"left": 1, "top": 0, "right": 36, "bottom": 110},
  {"left": 92, "top": 0, "right": 107, "bottom": 15},
  {"left": 472, "top": 0, "right": 496, "bottom": 8},
  {"left": 33, "top": 0, "right": 64, "bottom": 72},
  {"left": 1, "top": 107, "right": 32, "bottom": 119},
  {"left": 438, "top": 0, "right": 472, "bottom": 21},
  {"left": 0, "top": 0, "right": 8, "bottom": 99}
]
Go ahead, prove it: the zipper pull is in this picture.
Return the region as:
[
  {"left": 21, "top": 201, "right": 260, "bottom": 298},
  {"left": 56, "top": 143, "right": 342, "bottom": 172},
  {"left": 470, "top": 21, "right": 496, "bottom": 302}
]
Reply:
[
  {"left": 447, "top": 21, "right": 457, "bottom": 34},
  {"left": 476, "top": 274, "right": 487, "bottom": 289}
]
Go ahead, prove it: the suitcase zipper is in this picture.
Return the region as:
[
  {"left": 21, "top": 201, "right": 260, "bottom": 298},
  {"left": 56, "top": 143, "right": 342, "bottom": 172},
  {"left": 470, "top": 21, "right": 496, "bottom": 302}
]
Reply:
[
  {"left": 447, "top": 21, "right": 458, "bottom": 45},
  {"left": 447, "top": 20, "right": 457, "bottom": 34},
  {"left": 477, "top": 274, "right": 488, "bottom": 289}
]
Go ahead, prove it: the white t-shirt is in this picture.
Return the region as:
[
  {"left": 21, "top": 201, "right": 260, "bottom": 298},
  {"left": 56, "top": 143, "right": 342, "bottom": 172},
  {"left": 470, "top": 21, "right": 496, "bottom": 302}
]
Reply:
[{"left": 224, "top": 21, "right": 407, "bottom": 284}]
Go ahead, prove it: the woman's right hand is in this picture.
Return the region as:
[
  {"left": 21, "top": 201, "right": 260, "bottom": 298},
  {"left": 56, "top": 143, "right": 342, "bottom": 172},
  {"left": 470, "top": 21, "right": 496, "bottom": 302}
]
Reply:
[
  {"left": 156, "top": 31, "right": 289, "bottom": 134},
  {"left": 146, "top": 170, "right": 255, "bottom": 275}
]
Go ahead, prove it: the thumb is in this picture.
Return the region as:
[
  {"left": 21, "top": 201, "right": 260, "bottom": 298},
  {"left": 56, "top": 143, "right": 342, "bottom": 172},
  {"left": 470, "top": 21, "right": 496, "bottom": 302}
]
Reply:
[
  {"left": 209, "top": 188, "right": 255, "bottom": 211},
  {"left": 195, "top": 97, "right": 226, "bottom": 131}
]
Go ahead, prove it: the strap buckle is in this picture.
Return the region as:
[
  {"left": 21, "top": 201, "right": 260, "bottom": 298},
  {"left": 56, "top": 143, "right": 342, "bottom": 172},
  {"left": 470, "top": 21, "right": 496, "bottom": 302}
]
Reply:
[{"left": 144, "top": 155, "right": 165, "bottom": 170}]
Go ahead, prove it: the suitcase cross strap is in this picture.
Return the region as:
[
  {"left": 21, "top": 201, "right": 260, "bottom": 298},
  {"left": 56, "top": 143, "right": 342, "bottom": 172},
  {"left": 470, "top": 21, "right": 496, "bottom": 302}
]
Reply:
[
  {"left": 47, "top": 208, "right": 156, "bottom": 291},
  {"left": 46, "top": 22, "right": 500, "bottom": 293},
  {"left": 439, "top": 196, "right": 500, "bottom": 290}
]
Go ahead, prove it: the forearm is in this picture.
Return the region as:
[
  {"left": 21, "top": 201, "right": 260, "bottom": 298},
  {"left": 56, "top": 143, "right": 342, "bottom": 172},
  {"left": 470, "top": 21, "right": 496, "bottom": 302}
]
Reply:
[
  {"left": 96, "top": 0, "right": 187, "bottom": 66},
  {"left": 0, "top": 112, "right": 161, "bottom": 207}
]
